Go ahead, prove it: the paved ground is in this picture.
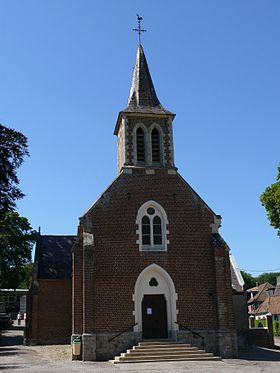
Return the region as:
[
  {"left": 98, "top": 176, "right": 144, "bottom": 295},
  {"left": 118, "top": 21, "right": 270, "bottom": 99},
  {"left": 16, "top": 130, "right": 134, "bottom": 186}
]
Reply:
[{"left": 1, "top": 327, "right": 280, "bottom": 372}]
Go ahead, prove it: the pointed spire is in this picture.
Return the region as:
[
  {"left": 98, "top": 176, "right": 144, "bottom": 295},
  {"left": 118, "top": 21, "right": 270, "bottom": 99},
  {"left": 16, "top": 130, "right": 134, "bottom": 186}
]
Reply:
[{"left": 125, "top": 45, "right": 172, "bottom": 115}]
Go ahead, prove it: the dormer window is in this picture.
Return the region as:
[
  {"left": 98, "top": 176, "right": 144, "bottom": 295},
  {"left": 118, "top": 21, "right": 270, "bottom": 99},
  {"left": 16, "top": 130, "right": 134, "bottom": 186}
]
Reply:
[
  {"left": 136, "top": 127, "right": 145, "bottom": 163},
  {"left": 136, "top": 201, "right": 169, "bottom": 251}
]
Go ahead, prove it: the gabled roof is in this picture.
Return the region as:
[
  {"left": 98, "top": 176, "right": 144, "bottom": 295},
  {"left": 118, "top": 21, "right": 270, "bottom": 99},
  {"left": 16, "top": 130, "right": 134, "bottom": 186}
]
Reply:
[
  {"left": 247, "top": 282, "right": 275, "bottom": 304},
  {"left": 35, "top": 235, "right": 76, "bottom": 279},
  {"left": 247, "top": 285, "right": 259, "bottom": 292},
  {"left": 254, "top": 295, "right": 280, "bottom": 315}
]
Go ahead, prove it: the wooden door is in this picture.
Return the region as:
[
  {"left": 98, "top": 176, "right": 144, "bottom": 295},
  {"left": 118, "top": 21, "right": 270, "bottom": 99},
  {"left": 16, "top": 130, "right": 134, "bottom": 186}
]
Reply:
[{"left": 142, "top": 294, "right": 168, "bottom": 339}]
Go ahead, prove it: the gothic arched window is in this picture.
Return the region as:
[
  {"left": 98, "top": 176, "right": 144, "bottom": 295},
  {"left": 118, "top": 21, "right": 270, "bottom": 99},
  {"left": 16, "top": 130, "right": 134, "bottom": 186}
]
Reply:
[
  {"left": 142, "top": 216, "right": 151, "bottom": 245},
  {"left": 136, "top": 127, "right": 145, "bottom": 163},
  {"left": 151, "top": 128, "right": 161, "bottom": 163},
  {"left": 136, "top": 201, "right": 169, "bottom": 251}
]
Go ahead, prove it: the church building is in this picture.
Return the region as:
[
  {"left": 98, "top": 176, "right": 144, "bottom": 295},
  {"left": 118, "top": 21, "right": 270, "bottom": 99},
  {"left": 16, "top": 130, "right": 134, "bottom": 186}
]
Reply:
[{"left": 71, "top": 42, "right": 239, "bottom": 360}]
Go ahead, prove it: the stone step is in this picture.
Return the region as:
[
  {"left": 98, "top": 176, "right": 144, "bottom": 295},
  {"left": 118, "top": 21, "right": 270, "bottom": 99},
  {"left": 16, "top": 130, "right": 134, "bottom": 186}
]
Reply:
[
  {"left": 140, "top": 340, "right": 184, "bottom": 345},
  {"left": 123, "top": 349, "right": 210, "bottom": 357},
  {"left": 137, "top": 342, "right": 190, "bottom": 348},
  {"left": 131, "top": 346, "right": 198, "bottom": 352},
  {"left": 113, "top": 355, "right": 221, "bottom": 363},
  {"left": 111, "top": 340, "right": 222, "bottom": 364}
]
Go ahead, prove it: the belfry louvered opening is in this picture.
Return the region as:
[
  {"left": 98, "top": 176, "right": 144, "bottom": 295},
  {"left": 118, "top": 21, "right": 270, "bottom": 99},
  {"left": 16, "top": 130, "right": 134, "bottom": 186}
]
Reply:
[
  {"left": 136, "top": 127, "right": 145, "bottom": 163},
  {"left": 151, "top": 128, "right": 161, "bottom": 163}
]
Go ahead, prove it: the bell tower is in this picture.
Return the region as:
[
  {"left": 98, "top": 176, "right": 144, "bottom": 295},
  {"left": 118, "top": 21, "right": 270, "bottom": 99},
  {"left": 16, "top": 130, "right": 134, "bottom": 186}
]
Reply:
[{"left": 114, "top": 44, "right": 176, "bottom": 174}]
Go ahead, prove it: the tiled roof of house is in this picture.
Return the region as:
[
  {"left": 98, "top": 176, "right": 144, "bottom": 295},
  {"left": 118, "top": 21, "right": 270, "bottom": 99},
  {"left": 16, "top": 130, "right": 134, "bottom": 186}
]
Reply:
[
  {"left": 247, "top": 282, "right": 275, "bottom": 305},
  {"left": 35, "top": 235, "right": 76, "bottom": 279},
  {"left": 247, "top": 285, "right": 259, "bottom": 292},
  {"left": 254, "top": 295, "right": 280, "bottom": 315}
]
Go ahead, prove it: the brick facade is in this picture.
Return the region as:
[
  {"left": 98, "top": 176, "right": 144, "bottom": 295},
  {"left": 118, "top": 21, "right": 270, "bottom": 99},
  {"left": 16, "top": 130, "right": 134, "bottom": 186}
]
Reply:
[{"left": 73, "top": 168, "right": 237, "bottom": 359}]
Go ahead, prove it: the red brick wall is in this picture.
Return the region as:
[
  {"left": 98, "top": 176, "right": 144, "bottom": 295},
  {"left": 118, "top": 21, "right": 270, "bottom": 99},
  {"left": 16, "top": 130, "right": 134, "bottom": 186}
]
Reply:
[
  {"left": 34, "top": 279, "right": 72, "bottom": 343},
  {"left": 74, "top": 169, "right": 235, "bottom": 334}
]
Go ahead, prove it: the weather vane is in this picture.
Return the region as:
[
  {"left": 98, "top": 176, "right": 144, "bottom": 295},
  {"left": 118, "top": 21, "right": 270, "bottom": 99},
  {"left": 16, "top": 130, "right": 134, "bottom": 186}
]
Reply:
[{"left": 133, "top": 14, "right": 146, "bottom": 45}]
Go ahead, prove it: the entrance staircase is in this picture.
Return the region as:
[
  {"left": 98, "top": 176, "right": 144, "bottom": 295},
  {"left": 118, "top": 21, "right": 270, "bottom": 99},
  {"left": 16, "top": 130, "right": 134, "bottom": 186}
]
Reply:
[{"left": 111, "top": 340, "right": 222, "bottom": 363}]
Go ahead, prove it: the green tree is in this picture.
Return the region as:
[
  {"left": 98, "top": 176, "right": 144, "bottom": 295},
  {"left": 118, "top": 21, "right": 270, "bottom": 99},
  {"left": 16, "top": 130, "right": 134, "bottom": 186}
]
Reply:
[
  {"left": 0, "top": 212, "right": 37, "bottom": 289},
  {"left": 0, "top": 124, "right": 36, "bottom": 289},
  {"left": 260, "top": 164, "right": 280, "bottom": 237},
  {"left": 18, "top": 262, "right": 34, "bottom": 289},
  {"left": 256, "top": 272, "right": 280, "bottom": 286},
  {"left": 241, "top": 270, "right": 256, "bottom": 289},
  {"left": 0, "top": 124, "right": 29, "bottom": 214}
]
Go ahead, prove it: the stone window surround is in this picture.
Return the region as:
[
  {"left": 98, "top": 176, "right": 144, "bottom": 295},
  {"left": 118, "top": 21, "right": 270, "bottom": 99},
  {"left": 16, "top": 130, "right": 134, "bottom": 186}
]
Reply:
[{"left": 136, "top": 200, "right": 169, "bottom": 251}]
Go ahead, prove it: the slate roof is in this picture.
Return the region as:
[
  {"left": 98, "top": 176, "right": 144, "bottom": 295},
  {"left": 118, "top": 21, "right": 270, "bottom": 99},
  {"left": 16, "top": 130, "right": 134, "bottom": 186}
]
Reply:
[
  {"left": 123, "top": 45, "right": 174, "bottom": 115},
  {"left": 247, "top": 282, "right": 275, "bottom": 305},
  {"left": 254, "top": 295, "right": 280, "bottom": 315},
  {"left": 35, "top": 235, "right": 76, "bottom": 279}
]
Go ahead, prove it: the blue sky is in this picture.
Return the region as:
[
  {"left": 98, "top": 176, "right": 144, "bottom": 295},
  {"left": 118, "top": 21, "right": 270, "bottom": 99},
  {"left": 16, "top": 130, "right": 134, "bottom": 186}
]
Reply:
[{"left": 1, "top": 1, "right": 279, "bottom": 274}]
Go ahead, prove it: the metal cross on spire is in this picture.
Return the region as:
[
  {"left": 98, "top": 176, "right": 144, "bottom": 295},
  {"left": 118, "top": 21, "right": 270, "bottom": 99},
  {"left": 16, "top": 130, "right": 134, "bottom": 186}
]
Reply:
[{"left": 133, "top": 14, "right": 146, "bottom": 45}]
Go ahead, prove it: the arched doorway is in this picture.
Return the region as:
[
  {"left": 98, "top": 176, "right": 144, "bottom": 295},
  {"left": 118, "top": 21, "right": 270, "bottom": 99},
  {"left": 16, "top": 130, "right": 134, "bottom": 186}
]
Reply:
[{"left": 133, "top": 264, "right": 178, "bottom": 339}]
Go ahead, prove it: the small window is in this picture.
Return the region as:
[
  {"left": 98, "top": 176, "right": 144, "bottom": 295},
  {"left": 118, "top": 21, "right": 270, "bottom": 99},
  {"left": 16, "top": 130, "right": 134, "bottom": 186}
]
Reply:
[
  {"left": 147, "top": 207, "right": 155, "bottom": 215},
  {"left": 136, "top": 201, "right": 168, "bottom": 251},
  {"left": 136, "top": 128, "right": 145, "bottom": 163},
  {"left": 151, "top": 128, "right": 161, "bottom": 163},
  {"left": 149, "top": 278, "right": 158, "bottom": 287},
  {"left": 141, "top": 212, "right": 162, "bottom": 249}
]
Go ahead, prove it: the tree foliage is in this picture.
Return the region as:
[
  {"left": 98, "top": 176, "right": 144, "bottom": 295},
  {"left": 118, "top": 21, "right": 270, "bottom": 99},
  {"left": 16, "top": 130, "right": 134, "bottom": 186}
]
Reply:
[
  {"left": 18, "top": 262, "right": 34, "bottom": 289},
  {"left": 241, "top": 270, "right": 280, "bottom": 289},
  {"left": 0, "top": 212, "right": 37, "bottom": 289},
  {"left": 0, "top": 124, "right": 29, "bottom": 214},
  {"left": 240, "top": 271, "right": 256, "bottom": 289},
  {"left": 256, "top": 272, "right": 280, "bottom": 286},
  {"left": 260, "top": 164, "right": 280, "bottom": 237},
  {"left": 0, "top": 124, "right": 36, "bottom": 289}
]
